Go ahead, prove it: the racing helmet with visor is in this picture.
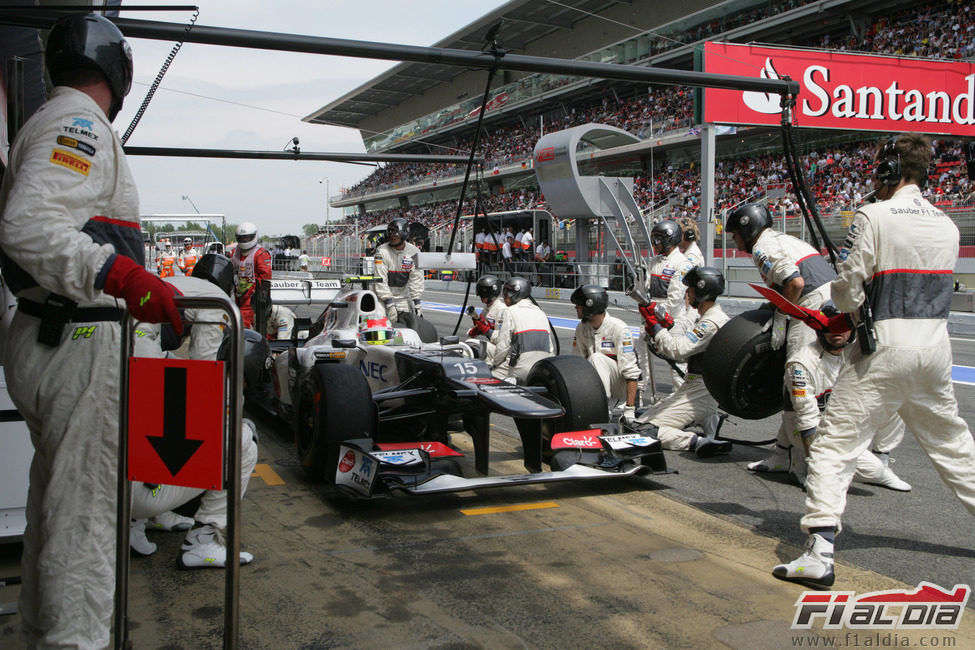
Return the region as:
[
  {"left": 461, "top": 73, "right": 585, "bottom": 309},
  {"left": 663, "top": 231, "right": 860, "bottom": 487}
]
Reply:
[
  {"left": 682, "top": 266, "right": 725, "bottom": 307},
  {"left": 650, "top": 220, "right": 682, "bottom": 252},
  {"left": 359, "top": 317, "right": 395, "bottom": 345},
  {"left": 570, "top": 285, "right": 608, "bottom": 322},
  {"left": 387, "top": 218, "right": 408, "bottom": 244},
  {"left": 46, "top": 13, "right": 133, "bottom": 121},
  {"left": 724, "top": 203, "right": 772, "bottom": 253},
  {"left": 235, "top": 222, "right": 258, "bottom": 251},
  {"left": 502, "top": 276, "right": 531, "bottom": 305},
  {"left": 475, "top": 274, "right": 502, "bottom": 301}
]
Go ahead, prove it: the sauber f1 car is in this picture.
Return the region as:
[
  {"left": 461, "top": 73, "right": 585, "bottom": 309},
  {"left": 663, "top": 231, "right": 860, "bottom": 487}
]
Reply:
[{"left": 244, "top": 274, "right": 669, "bottom": 499}]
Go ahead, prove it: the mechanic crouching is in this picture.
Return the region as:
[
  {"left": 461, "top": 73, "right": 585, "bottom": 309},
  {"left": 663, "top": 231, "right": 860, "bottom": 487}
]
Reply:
[
  {"left": 131, "top": 253, "right": 258, "bottom": 568},
  {"left": 375, "top": 217, "right": 424, "bottom": 323},
  {"left": 465, "top": 274, "right": 508, "bottom": 359},
  {"left": 489, "top": 276, "right": 555, "bottom": 383},
  {"left": 570, "top": 285, "right": 639, "bottom": 424},
  {"left": 634, "top": 266, "right": 732, "bottom": 457}
]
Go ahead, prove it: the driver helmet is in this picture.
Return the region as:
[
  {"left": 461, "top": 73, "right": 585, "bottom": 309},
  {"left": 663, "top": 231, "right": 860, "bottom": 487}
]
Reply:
[
  {"left": 724, "top": 203, "right": 772, "bottom": 252},
  {"left": 235, "top": 222, "right": 258, "bottom": 251},
  {"left": 570, "top": 285, "right": 608, "bottom": 322},
  {"left": 359, "top": 317, "right": 395, "bottom": 345},
  {"left": 502, "top": 276, "right": 531, "bottom": 304},
  {"left": 191, "top": 253, "right": 236, "bottom": 296},
  {"left": 46, "top": 13, "right": 133, "bottom": 121},
  {"left": 475, "top": 274, "right": 502, "bottom": 301},
  {"left": 650, "top": 220, "right": 683, "bottom": 253}
]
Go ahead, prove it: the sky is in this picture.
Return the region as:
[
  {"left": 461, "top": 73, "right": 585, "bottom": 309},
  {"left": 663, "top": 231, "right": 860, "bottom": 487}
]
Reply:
[{"left": 116, "top": 0, "right": 509, "bottom": 237}]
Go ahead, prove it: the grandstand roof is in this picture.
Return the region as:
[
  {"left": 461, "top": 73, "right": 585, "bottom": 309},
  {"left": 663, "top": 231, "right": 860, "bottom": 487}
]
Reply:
[{"left": 303, "top": 0, "right": 625, "bottom": 129}]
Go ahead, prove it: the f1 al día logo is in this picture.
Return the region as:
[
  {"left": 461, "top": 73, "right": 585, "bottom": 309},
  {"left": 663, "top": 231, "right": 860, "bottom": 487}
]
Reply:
[{"left": 792, "top": 583, "right": 970, "bottom": 630}]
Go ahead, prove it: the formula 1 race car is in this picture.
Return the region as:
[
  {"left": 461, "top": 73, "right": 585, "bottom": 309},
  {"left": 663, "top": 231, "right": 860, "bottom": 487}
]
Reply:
[{"left": 244, "top": 275, "right": 668, "bottom": 499}]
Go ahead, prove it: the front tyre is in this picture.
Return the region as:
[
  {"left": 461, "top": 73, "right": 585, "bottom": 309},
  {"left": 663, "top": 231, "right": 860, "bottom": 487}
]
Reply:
[{"left": 294, "top": 364, "right": 377, "bottom": 481}]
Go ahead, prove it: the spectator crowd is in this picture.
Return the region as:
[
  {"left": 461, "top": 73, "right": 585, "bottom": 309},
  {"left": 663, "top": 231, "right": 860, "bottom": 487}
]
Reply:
[{"left": 328, "top": 1, "right": 972, "bottom": 242}]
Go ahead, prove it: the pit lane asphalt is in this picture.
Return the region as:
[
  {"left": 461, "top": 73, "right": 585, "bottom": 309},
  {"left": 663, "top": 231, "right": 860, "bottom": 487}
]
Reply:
[{"left": 2, "top": 287, "right": 975, "bottom": 648}]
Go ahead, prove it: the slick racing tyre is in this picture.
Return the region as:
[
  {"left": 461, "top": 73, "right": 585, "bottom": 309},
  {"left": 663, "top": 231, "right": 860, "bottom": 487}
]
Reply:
[
  {"left": 295, "top": 364, "right": 377, "bottom": 482},
  {"left": 526, "top": 355, "right": 608, "bottom": 438},
  {"left": 701, "top": 309, "right": 786, "bottom": 420},
  {"left": 398, "top": 311, "right": 438, "bottom": 343}
]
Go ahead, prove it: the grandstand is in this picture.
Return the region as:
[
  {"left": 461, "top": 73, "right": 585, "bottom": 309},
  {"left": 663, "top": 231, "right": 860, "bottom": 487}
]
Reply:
[{"left": 300, "top": 0, "right": 973, "bottom": 285}]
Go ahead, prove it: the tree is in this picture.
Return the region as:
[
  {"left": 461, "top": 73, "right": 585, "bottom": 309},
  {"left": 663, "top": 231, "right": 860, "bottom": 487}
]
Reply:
[{"left": 302, "top": 223, "right": 320, "bottom": 238}]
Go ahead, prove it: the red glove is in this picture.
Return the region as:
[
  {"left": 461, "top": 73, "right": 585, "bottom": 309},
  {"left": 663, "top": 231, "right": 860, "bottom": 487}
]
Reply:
[
  {"left": 468, "top": 314, "right": 492, "bottom": 337},
  {"left": 639, "top": 303, "right": 659, "bottom": 330},
  {"left": 103, "top": 254, "right": 184, "bottom": 335},
  {"left": 654, "top": 303, "right": 674, "bottom": 329}
]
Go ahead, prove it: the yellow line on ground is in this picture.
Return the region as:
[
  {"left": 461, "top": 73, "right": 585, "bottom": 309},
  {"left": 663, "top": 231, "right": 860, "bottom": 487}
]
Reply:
[
  {"left": 460, "top": 502, "right": 560, "bottom": 516},
  {"left": 252, "top": 463, "right": 285, "bottom": 486}
]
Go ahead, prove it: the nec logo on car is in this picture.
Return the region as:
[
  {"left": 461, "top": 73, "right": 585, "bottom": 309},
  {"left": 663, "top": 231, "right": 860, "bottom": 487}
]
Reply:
[{"left": 360, "top": 360, "right": 388, "bottom": 382}]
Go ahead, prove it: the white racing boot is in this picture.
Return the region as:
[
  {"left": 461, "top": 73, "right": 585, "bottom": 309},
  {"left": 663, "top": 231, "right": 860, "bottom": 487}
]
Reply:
[
  {"left": 148, "top": 510, "right": 195, "bottom": 532},
  {"left": 748, "top": 445, "right": 791, "bottom": 473},
  {"left": 179, "top": 524, "right": 254, "bottom": 570},
  {"left": 772, "top": 533, "right": 835, "bottom": 588},
  {"left": 130, "top": 519, "right": 157, "bottom": 557},
  {"left": 853, "top": 451, "right": 912, "bottom": 492}
]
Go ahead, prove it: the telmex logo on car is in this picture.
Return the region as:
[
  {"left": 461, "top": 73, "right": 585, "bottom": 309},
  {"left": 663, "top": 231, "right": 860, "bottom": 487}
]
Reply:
[{"left": 704, "top": 42, "right": 974, "bottom": 136}]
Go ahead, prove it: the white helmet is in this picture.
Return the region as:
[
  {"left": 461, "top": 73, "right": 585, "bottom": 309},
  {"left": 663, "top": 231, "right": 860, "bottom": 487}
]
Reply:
[
  {"left": 235, "top": 222, "right": 258, "bottom": 250},
  {"left": 183, "top": 237, "right": 193, "bottom": 246}
]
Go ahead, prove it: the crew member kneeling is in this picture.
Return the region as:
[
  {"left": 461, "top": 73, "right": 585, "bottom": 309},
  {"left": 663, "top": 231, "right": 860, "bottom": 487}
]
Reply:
[
  {"left": 571, "top": 285, "right": 639, "bottom": 424},
  {"left": 635, "top": 266, "right": 731, "bottom": 457}
]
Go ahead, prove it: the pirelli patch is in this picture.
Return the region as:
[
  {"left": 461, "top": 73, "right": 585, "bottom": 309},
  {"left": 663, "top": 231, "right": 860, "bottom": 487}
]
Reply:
[
  {"left": 792, "top": 388, "right": 807, "bottom": 397},
  {"left": 50, "top": 148, "right": 91, "bottom": 176}
]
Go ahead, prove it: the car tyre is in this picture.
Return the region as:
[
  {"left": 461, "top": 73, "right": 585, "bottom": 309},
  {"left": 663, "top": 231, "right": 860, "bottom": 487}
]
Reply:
[
  {"left": 398, "top": 311, "right": 439, "bottom": 343},
  {"left": 526, "top": 355, "right": 608, "bottom": 437},
  {"left": 701, "top": 309, "right": 786, "bottom": 420},
  {"left": 294, "top": 364, "right": 377, "bottom": 481}
]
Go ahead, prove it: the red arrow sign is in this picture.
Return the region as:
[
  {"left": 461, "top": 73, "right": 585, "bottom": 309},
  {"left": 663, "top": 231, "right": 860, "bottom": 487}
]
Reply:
[{"left": 127, "top": 357, "right": 224, "bottom": 490}]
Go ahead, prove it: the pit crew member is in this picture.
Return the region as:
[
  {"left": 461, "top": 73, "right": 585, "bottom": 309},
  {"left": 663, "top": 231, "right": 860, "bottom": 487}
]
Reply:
[
  {"left": 489, "top": 276, "right": 555, "bottom": 383},
  {"left": 178, "top": 236, "right": 200, "bottom": 275},
  {"left": 748, "top": 307, "right": 910, "bottom": 492},
  {"left": 571, "top": 285, "right": 639, "bottom": 424},
  {"left": 130, "top": 253, "right": 257, "bottom": 568},
  {"left": 374, "top": 217, "right": 424, "bottom": 322},
  {"left": 635, "top": 266, "right": 731, "bottom": 457},
  {"left": 466, "top": 274, "right": 508, "bottom": 360},
  {"left": 774, "top": 133, "right": 975, "bottom": 589},
  {"left": 639, "top": 219, "right": 693, "bottom": 394},
  {"left": 0, "top": 14, "right": 182, "bottom": 647}
]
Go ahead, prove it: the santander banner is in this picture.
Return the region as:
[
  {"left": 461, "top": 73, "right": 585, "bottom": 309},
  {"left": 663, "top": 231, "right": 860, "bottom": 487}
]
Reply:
[{"left": 704, "top": 42, "right": 974, "bottom": 137}]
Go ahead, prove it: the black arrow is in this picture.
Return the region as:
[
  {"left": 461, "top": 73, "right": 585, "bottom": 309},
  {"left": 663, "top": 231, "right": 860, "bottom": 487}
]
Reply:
[{"left": 148, "top": 366, "right": 204, "bottom": 477}]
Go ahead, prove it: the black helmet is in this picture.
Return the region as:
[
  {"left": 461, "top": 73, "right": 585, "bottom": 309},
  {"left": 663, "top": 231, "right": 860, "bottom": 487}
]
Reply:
[
  {"left": 817, "top": 301, "right": 855, "bottom": 352},
  {"left": 46, "top": 13, "right": 133, "bottom": 121},
  {"left": 682, "top": 266, "right": 725, "bottom": 307},
  {"left": 650, "top": 220, "right": 682, "bottom": 252},
  {"left": 387, "top": 218, "right": 408, "bottom": 243},
  {"left": 502, "top": 276, "right": 531, "bottom": 304},
  {"left": 475, "top": 274, "right": 502, "bottom": 301},
  {"left": 192, "top": 253, "right": 235, "bottom": 296},
  {"left": 724, "top": 203, "right": 772, "bottom": 252},
  {"left": 571, "top": 285, "right": 608, "bottom": 322}
]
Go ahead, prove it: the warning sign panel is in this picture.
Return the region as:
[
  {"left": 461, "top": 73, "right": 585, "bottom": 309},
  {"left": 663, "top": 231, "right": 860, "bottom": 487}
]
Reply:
[{"left": 127, "top": 357, "right": 225, "bottom": 490}]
